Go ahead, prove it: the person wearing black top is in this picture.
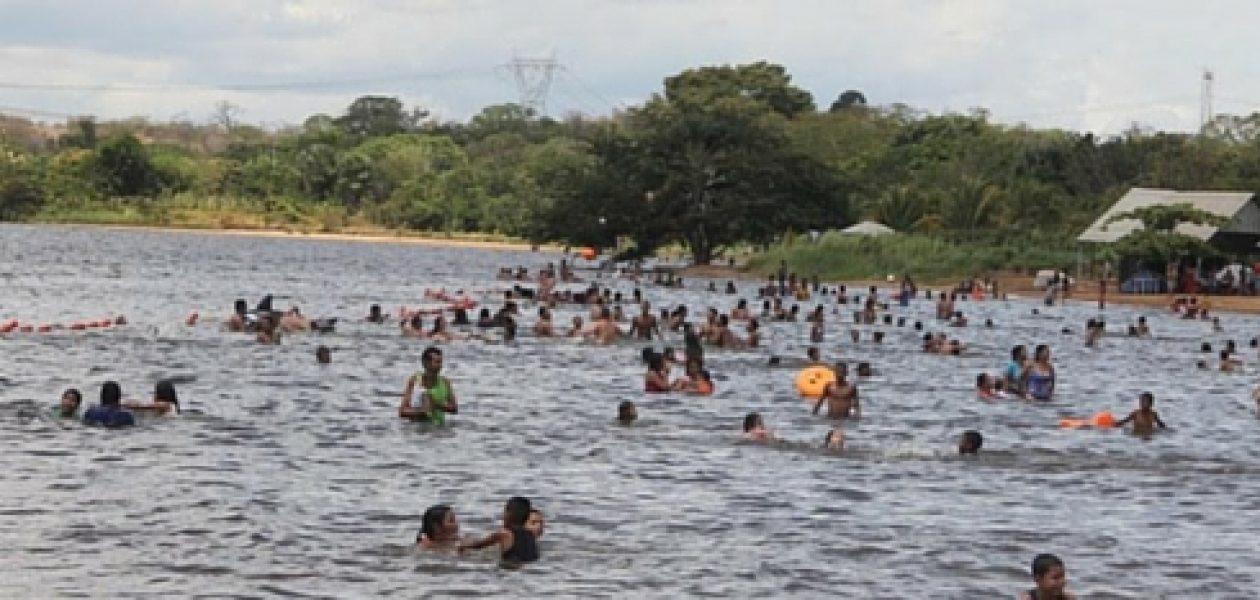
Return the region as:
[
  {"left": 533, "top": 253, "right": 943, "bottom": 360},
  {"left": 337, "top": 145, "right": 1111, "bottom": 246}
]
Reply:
[{"left": 458, "top": 496, "right": 539, "bottom": 564}]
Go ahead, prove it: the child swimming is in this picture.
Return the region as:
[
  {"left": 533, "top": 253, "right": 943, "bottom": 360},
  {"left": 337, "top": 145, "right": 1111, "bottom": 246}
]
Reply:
[
  {"left": 1019, "top": 553, "right": 1075, "bottom": 600},
  {"left": 1113, "top": 392, "right": 1167, "bottom": 436},
  {"left": 742, "top": 412, "right": 773, "bottom": 442},
  {"left": 824, "top": 428, "right": 844, "bottom": 450}
]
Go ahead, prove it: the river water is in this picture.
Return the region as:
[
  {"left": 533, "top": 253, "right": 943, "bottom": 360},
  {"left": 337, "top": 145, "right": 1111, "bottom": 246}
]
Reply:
[{"left": 1, "top": 224, "right": 1257, "bottom": 598}]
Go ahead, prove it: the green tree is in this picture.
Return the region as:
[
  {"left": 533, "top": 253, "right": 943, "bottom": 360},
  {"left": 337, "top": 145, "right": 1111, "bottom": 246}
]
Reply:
[
  {"left": 0, "top": 149, "right": 43, "bottom": 220},
  {"left": 664, "top": 61, "right": 815, "bottom": 117},
  {"left": 93, "top": 135, "right": 161, "bottom": 197},
  {"left": 829, "top": 90, "right": 867, "bottom": 112},
  {"left": 335, "top": 96, "right": 428, "bottom": 137}
]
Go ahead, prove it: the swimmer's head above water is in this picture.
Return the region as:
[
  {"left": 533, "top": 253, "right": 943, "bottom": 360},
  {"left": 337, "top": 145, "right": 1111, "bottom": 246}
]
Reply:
[
  {"left": 959, "top": 430, "right": 983, "bottom": 455},
  {"left": 618, "top": 401, "right": 638, "bottom": 424}
]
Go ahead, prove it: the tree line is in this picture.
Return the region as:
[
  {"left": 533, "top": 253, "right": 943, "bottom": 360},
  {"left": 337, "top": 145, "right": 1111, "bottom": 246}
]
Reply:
[{"left": 4, "top": 61, "right": 1260, "bottom": 264}]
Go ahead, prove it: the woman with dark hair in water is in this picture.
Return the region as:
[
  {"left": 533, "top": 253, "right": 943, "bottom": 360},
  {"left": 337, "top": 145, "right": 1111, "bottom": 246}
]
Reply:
[{"left": 416, "top": 504, "right": 461, "bottom": 549}]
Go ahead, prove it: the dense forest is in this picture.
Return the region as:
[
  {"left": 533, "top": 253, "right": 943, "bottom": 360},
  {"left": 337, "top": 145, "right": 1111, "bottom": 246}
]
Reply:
[{"left": 4, "top": 61, "right": 1260, "bottom": 268}]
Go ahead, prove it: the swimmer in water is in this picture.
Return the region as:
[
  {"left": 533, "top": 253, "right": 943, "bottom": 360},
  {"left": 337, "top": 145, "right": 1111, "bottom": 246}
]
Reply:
[
  {"left": 416, "top": 504, "right": 461, "bottom": 550},
  {"left": 824, "top": 428, "right": 845, "bottom": 450},
  {"left": 256, "top": 314, "right": 281, "bottom": 344},
  {"left": 227, "top": 299, "right": 249, "bottom": 332},
  {"left": 856, "top": 362, "right": 873, "bottom": 377},
  {"left": 525, "top": 509, "right": 545, "bottom": 541},
  {"left": 617, "top": 401, "right": 638, "bottom": 425},
  {"left": 1220, "top": 350, "right": 1242, "bottom": 373},
  {"left": 366, "top": 304, "right": 386, "bottom": 324},
  {"left": 566, "top": 315, "right": 585, "bottom": 338},
  {"left": 402, "top": 313, "right": 427, "bottom": 338},
  {"left": 629, "top": 302, "right": 662, "bottom": 340},
  {"left": 399, "top": 347, "right": 459, "bottom": 426},
  {"left": 533, "top": 307, "right": 555, "bottom": 337},
  {"left": 125, "top": 379, "right": 181, "bottom": 415},
  {"left": 673, "top": 359, "right": 714, "bottom": 395},
  {"left": 1135, "top": 316, "right": 1150, "bottom": 337},
  {"left": 813, "top": 362, "right": 860, "bottom": 419},
  {"left": 742, "top": 412, "right": 773, "bottom": 442},
  {"left": 959, "top": 430, "right": 983, "bottom": 455},
  {"left": 316, "top": 345, "right": 331, "bottom": 364},
  {"left": 745, "top": 318, "right": 761, "bottom": 348},
  {"left": 83, "top": 381, "right": 135, "bottom": 428},
  {"left": 458, "top": 496, "right": 540, "bottom": 564},
  {"left": 976, "top": 374, "right": 998, "bottom": 401},
  {"left": 1019, "top": 553, "right": 1075, "bottom": 600},
  {"left": 1020, "top": 344, "right": 1055, "bottom": 401},
  {"left": 644, "top": 352, "right": 671, "bottom": 393},
  {"left": 1114, "top": 391, "right": 1167, "bottom": 436},
  {"left": 57, "top": 388, "right": 82, "bottom": 419},
  {"left": 805, "top": 346, "right": 824, "bottom": 367}
]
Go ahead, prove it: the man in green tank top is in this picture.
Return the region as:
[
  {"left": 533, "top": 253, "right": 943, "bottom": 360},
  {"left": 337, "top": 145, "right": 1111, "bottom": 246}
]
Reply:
[{"left": 400, "top": 346, "right": 459, "bottom": 426}]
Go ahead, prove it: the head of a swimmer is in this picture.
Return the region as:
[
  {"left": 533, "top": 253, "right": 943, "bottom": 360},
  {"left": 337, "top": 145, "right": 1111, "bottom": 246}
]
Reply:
[
  {"left": 618, "top": 401, "right": 638, "bottom": 424},
  {"left": 316, "top": 345, "right": 331, "bottom": 364},
  {"left": 1139, "top": 391, "right": 1154, "bottom": 410},
  {"left": 525, "top": 509, "right": 545, "bottom": 539},
  {"left": 647, "top": 352, "right": 666, "bottom": 374},
  {"left": 234, "top": 299, "right": 248, "bottom": 316},
  {"left": 1030, "top": 553, "right": 1067, "bottom": 595},
  {"left": 60, "top": 388, "right": 83, "bottom": 417},
  {"left": 824, "top": 429, "right": 844, "bottom": 450},
  {"left": 807, "top": 346, "right": 821, "bottom": 362},
  {"left": 504, "top": 496, "right": 531, "bottom": 528},
  {"left": 419, "top": 504, "right": 458, "bottom": 543},
  {"left": 742, "top": 412, "right": 764, "bottom": 433},
  {"left": 1033, "top": 344, "right": 1050, "bottom": 362},
  {"left": 154, "top": 380, "right": 180, "bottom": 413},
  {"left": 100, "top": 381, "right": 122, "bottom": 407},
  {"left": 959, "top": 430, "right": 983, "bottom": 455},
  {"left": 421, "top": 347, "right": 443, "bottom": 374}
]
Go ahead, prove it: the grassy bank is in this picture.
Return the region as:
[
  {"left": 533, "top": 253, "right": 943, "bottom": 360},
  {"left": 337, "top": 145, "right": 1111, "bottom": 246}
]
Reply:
[
  {"left": 746, "top": 231, "right": 1079, "bottom": 281},
  {"left": 24, "top": 195, "right": 536, "bottom": 246}
]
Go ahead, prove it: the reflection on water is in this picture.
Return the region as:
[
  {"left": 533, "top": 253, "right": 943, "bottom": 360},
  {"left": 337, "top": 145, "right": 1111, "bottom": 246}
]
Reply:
[{"left": 2, "top": 224, "right": 1258, "bottom": 598}]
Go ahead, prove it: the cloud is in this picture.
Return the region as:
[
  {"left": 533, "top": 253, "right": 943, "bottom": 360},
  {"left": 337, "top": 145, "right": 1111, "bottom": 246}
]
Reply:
[{"left": 0, "top": 0, "right": 1256, "bottom": 133}]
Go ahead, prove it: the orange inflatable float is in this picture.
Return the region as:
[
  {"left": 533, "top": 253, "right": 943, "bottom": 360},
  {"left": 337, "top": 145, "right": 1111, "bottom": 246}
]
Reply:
[
  {"left": 795, "top": 366, "right": 837, "bottom": 399},
  {"left": 579, "top": 247, "right": 597, "bottom": 261},
  {"left": 1059, "top": 411, "right": 1117, "bottom": 429}
]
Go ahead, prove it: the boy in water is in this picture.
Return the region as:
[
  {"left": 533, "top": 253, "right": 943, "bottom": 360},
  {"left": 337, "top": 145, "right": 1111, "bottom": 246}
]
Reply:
[
  {"left": 1113, "top": 392, "right": 1167, "bottom": 436},
  {"left": 458, "top": 496, "right": 540, "bottom": 564},
  {"left": 1019, "top": 553, "right": 1075, "bottom": 600},
  {"left": 812, "top": 363, "right": 860, "bottom": 419},
  {"left": 823, "top": 429, "right": 845, "bottom": 450}
]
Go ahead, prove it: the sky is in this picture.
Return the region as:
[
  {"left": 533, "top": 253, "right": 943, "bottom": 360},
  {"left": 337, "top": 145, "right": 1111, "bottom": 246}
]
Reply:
[{"left": 0, "top": 0, "right": 1256, "bottom": 134}]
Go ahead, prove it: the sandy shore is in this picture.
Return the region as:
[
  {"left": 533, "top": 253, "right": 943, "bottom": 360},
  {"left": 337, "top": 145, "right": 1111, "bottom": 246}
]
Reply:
[
  {"left": 52, "top": 223, "right": 558, "bottom": 253},
  {"left": 683, "top": 264, "right": 1260, "bottom": 315}
]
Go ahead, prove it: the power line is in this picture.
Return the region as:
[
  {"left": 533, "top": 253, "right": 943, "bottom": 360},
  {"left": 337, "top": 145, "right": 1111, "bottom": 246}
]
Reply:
[{"left": 557, "top": 68, "right": 619, "bottom": 111}]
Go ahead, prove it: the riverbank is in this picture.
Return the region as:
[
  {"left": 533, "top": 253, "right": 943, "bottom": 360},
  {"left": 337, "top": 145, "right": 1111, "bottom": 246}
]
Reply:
[
  {"left": 683, "top": 263, "right": 1260, "bottom": 315},
  {"left": 28, "top": 221, "right": 555, "bottom": 253}
]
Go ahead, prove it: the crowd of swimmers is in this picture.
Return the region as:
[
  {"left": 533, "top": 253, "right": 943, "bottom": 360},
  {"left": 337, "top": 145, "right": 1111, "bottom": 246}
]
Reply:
[
  {"left": 47, "top": 255, "right": 1252, "bottom": 588},
  {"left": 53, "top": 380, "right": 181, "bottom": 428}
]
